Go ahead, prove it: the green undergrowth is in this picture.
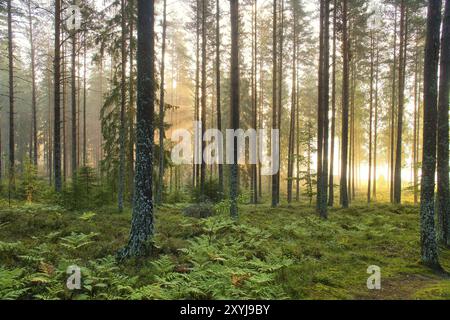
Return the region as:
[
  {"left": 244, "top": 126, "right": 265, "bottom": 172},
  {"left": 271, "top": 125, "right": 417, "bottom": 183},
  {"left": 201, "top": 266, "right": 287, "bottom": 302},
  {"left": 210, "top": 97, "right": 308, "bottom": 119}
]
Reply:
[{"left": 0, "top": 199, "right": 449, "bottom": 300}]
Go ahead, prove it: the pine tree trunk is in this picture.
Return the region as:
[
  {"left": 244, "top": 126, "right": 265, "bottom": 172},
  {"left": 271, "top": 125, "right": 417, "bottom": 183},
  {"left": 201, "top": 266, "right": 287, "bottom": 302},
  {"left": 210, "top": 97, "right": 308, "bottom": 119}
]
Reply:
[
  {"left": 328, "top": 0, "right": 337, "bottom": 207},
  {"left": 216, "top": 0, "right": 224, "bottom": 198},
  {"left": 71, "top": 15, "right": 78, "bottom": 179},
  {"left": 230, "top": 0, "right": 240, "bottom": 219},
  {"left": 271, "top": 0, "right": 278, "bottom": 208},
  {"left": 7, "top": 0, "right": 15, "bottom": 194},
  {"left": 276, "top": 0, "right": 284, "bottom": 206},
  {"left": 413, "top": 35, "right": 419, "bottom": 205},
  {"left": 287, "top": 3, "right": 297, "bottom": 204},
  {"left": 390, "top": 6, "right": 398, "bottom": 203},
  {"left": 128, "top": 1, "right": 135, "bottom": 203},
  {"left": 200, "top": 0, "right": 207, "bottom": 195},
  {"left": 394, "top": 0, "right": 406, "bottom": 204},
  {"left": 368, "top": 31, "right": 374, "bottom": 203},
  {"left": 157, "top": 0, "right": 167, "bottom": 205},
  {"left": 317, "top": 0, "right": 324, "bottom": 212},
  {"left": 193, "top": 0, "right": 200, "bottom": 188},
  {"left": 118, "top": 0, "right": 127, "bottom": 212},
  {"left": 320, "top": 0, "right": 330, "bottom": 218},
  {"left": 340, "top": 0, "right": 349, "bottom": 208},
  {"left": 373, "top": 37, "right": 379, "bottom": 200},
  {"left": 27, "top": 0, "right": 38, "bottom": 167},
  {"left": 121, "top": 0, "right": 155, "bottom": 259},
  {"left": 54, "top": 0, "right": 62, "bottom": 192},
  {"left": 420, "top": 0, "right": 442, "bottom": 269},
  {"left": 251, "top": 0, "right": 258, "bottom": 204},
  {"left": 83, "top": 38, "right": 87, "bottom": 167},
  {"left": 437, "top": 0, "right": 450, "bottom": 246}
]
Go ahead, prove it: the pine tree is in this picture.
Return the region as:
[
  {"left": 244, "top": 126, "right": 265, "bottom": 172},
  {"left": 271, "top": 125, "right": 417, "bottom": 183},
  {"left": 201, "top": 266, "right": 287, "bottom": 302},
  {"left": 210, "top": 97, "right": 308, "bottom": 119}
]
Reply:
[
  {"left": 230, "top": 0, "right": 240, "bottom": 219},
  {"left": 121, "top": 0, "right": 155, "bottom": 259},
  {"left": 420, "top": 0, "right": 441, "bottom": 269},
  {"left": 340, "top": 0, "right": 349, "bottom": 208},
  {"left": 437, "top": 0, "right": 450, "bottom": 246}
]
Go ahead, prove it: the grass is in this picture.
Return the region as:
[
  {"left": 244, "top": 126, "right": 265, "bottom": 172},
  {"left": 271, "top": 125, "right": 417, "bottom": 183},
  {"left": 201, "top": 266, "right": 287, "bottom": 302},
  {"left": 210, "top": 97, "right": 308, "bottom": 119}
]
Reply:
[{"left": 0, "top": 197, "right": 449, "bottom": 300}]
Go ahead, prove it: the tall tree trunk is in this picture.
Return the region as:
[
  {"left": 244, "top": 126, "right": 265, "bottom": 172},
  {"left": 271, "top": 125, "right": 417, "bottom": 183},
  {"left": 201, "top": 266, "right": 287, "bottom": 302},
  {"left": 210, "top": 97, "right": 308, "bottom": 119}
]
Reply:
[
  {"left": 271, "top": 0, "right": 278, "bottom": 208},
  {"left": 193, "top": 0, "right": 200, "bottom": 188},
  {"left": 420, "top": 0, "right": 442, "bottom": 269},
  {"left": 83, "top": 38, "right": 87, "bottom": 167},
  {"left": 118, "top": 0, "right": 127, "bottom": 212},
  {"left": 319, "top": 0, "right": 330, "bottom": 218},
  {"left": 27, "top": 0, "right": 38, "bottom": 167},
  {"left": 230, "top": 0, "right": 240, "bottom": 219},
  {"left": 54, "top": 0, "right": 62, "bottom": 192},
  {"left": 373, "top": 36, "right": 379, "bottom": 199},
  {"left": 251, "top": 0, "right": 258, "bottom": 204},
  {"left": 7, "top": 0, "right": 15, "bottom": 195},
  {"left": 390, "top": 6, "right": 398, "bottom": 203},
  {"left": 121, "top": 0, "right": 155, "bottom": 259},
  {"left": 413, "top": 34, "right": 420, "bottom": 205},
  {"left": 216, "top": 0, "right": 223, "bottom": 198},
  {"left": 317, "top": 0, "right": 324, "bottom": 212},
  {"left": 200, "top": 0, "right": 207, "bottom": 195},
  {"left": 328, "top": 0, "right": 337, "bottom": 207},
  {"left": 62, "top": 42, "right": 67, "bottom": 182},
  {"left": 71, "top": 13, "right": 77, "bottom": 179},
  {"left": 287, "top": 2, "right": 296, "bottom": 204},
  {"left": 437, "top": 0, "right": 450, "bottom": 246},
  {"left": 368, "top": 31, "right": 374, "bottom": 203},
  {"left": 394, "top": 0, "right": 406, "bottom": 204},
  {"left": 157, "top": 0, "right": 167, "bottom": 204},
  {"left": 128, "top": 0, "right": 135, "bottom": 203},
  {"left": 276, "top": 0, "right": 284, "bottom": 206},
  {"left": 340, "top": 0, "right": 349, "bottom": 208}
]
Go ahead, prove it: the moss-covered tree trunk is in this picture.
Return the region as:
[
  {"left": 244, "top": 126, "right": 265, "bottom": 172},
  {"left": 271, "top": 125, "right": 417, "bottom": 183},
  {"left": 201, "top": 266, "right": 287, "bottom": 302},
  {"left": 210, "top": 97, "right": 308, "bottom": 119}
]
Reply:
[
  {"left": 420, "top": 0, "right": 441, "bottom": 269},
  {"left": 437, "top": 0, "right": 450, "bottom": 246},
  {"left": 120, "top": 0, "right": 155, "bottom": 259}
]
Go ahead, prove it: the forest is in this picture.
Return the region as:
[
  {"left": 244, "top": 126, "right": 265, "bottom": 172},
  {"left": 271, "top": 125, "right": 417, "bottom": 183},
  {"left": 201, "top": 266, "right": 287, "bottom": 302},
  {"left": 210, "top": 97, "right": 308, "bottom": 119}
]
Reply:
[{"left": 0, "top": 0, "right": 450, "bottom": 301}]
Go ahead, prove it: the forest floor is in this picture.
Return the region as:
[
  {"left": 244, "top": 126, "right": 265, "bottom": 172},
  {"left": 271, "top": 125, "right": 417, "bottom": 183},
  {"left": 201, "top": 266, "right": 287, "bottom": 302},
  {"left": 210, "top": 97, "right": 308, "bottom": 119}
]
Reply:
[{"left": 1, "top": 198, "right": 450, "bottom": 300}]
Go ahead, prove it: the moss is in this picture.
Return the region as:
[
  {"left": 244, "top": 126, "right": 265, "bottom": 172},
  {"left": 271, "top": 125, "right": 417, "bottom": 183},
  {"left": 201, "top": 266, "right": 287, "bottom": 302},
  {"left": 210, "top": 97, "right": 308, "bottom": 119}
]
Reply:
[{"left": 1, "top": 200, "right": 450, "bottom": 299}]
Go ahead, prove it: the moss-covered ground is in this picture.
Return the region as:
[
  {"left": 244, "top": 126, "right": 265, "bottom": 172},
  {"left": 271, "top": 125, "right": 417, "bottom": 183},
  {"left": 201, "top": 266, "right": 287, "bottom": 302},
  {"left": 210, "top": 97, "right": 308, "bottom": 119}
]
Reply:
[{"left": 1, "top": 199, "right": 449, "bottom": 300}]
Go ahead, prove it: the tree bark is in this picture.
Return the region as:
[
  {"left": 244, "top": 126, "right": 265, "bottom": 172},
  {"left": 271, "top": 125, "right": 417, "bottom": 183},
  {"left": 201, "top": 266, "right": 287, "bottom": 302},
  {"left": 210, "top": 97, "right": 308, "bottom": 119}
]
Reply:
[
  {"left": 271, "top": 0, "right": 278, "bottom": 208},
  {"left": 230, "top": 0, "right": 240, "bottom": 219},
  {"left": 390, "top": 5, "right": 398, "bottom": 203},
  {"left": 7, "top": 0, "right": 15, "bottom": 194},
  {"left": 27, "top": 0, "right": 38, "bottom": 167},
  {"left": 394, "top": 0, "right": 406, "bottom": 204},
  {"left": 157, "top": 0, "right": 167, "bottom": 205},
  {"left": 121, "top": 0, "right": 155, "bottom": 259},
  {"left": 420, "top": 0, "right": 441, "bottom": 269},
  {"left": 118, "top": 0, "right": 127, "bottom": 212},
  {"left": 368, "top": 31, "right": 374, "bottom": 203},
  {"left": 340, "top": 0, "right": 349, "bottom": 208},
  {"left": 216, "top": 0, "right": 223, "bottom": 198},
  {"left": 200, "top": 0, "right": 207, "bottom": 195},
  {"left": 328, "top": 0, "right": 337, "bottom": 207},
  {"left": 437, "top": 0, "right": 450, "bottom": 246}
]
